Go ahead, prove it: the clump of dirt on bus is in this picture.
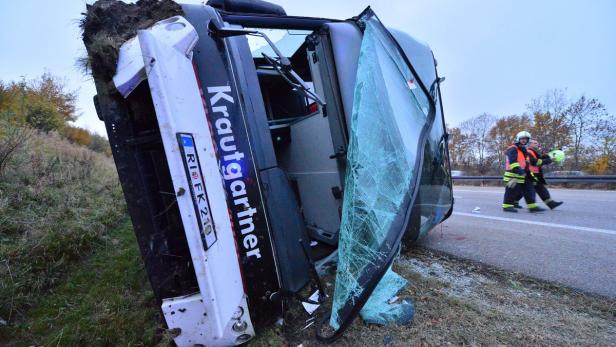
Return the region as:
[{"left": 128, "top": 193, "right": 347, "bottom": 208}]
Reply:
[
  {"left": 80, "top": 0, "right": 183, "bottom": 82},
  {"left": 250, "top": 247, "right": 616, "bottom": 346}
]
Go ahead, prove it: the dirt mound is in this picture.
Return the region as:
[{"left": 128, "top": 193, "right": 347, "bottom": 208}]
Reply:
[{"left": 81, "top": 0, "right": 183, "bottom": 82}]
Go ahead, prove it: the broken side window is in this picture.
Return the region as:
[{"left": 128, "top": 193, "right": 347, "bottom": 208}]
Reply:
[{"left": 415, "top": 94, "right": 453, "bottom": 238}]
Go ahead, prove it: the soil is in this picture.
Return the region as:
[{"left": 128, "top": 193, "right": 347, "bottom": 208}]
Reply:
[{"left": 81, "top": 0, "right": 183, "bottom": 82}]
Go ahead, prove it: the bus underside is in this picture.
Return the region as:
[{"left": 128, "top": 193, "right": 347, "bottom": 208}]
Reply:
[{"left": 84, "top": 0, "right": 453, "bottom": 345}]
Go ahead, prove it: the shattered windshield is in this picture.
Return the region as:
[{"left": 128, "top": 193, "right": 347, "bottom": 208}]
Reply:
[{"left": 329, "top": 12, "right": 434, "bottom": 332}]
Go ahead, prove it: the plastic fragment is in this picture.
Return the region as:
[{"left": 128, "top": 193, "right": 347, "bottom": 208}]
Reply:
[{"left": 301, "top": 290, "right": 320, "bottom": 315}]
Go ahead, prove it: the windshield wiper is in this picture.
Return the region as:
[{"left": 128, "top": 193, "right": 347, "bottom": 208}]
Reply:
[{"left": 209, "top": 22, "right": 326, "bottom": 106}]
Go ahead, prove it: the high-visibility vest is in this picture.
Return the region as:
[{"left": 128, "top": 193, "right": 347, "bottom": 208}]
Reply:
[
  {"left": 528, "top": 149, "right": 541, "bottom": 174},
  {"left": 505, "top": 145, "right": 527, "bottom": 171}
]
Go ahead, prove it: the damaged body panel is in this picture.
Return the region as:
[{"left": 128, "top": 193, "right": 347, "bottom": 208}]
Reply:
[
  {"left": 83, "top": 1, "right": 451, "bottom": 345},
  {"left": 325, "top": 10, "right": 447, "bottom": 340}
]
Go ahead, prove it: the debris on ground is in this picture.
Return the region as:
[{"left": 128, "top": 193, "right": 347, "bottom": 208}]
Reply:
[{"left": 250, "top": 247, "right": 616, "bottom": 346}]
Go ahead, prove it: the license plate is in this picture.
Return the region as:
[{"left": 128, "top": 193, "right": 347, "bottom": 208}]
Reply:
[{"left": 178, "top": 133, "right": 217, "bottom": 250}]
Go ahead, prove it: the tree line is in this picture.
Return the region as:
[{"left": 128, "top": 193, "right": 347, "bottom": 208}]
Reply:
[
  {"left": 448, "top": 89, "right": 615, "bottom": 175},
  {"left": 0, "top": 74, "right": 111, "bottom": 176}
]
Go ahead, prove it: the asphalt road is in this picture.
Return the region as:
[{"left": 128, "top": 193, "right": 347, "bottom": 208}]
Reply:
[{"left": 419, "top": 185, "right": 616, "bottom": 298}]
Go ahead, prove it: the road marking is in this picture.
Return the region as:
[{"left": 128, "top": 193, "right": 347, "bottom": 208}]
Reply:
[
  {"left": 455, "top": 187, "right": 616, "bottom": 195},
  {"left": 454, "top": 189, "right": 501, "bottom": 194},
  {"left": 453, "top": 212, "right": 616, "bottom": 236},
  {"left": 453, "top": 189, "right": 616, "bottom": 202}
]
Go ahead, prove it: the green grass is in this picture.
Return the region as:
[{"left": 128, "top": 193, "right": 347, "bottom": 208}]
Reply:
[
  {"left": 5, "top": 219, "right": 164, "bottom": 346},
  {"left": 0, "top": 130, "right": 167, "bottom": 345},
  {"left": 1, "top": 134, "right": 122, "bottom": 321}
]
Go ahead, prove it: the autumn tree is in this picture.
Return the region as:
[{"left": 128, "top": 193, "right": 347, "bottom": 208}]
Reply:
[
  {"left": 530, "top": 111, "right": 570, "bottom": 151},
  {"left": 33, "top": 73, "right": 77, "bottom": 122},
  {"left": 0, "top": 75, "right": 112, "bottom": 163},
  {"left": 60, "top": 126, "right": 112, "bottom": 156},
  {"left": 0, "top": 74, "right": 77, "bottom": 132},
  {"left": 488, "top": 114, "right": 532, "bottom": 168},
  {"left": 63, "top": 125, "right": 93, "bottom": 147},
  {"left": 564, "top": 96, "right": 609, "bottom": 170},
  {"left": 448, "top": 89, "right": 614, "bottom": 175},
  {"left": 447, "top": 126, "right": 468, "bottom": 169},
  {"left": 586, "top": 118, "right": 616, "bottom": 174}
]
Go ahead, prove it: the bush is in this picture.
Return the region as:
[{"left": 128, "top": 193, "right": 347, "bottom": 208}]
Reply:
[
  {"left": 0, "top": 114, "right": 34, "bottom": 178},
  {"left": 62, "top": 125, "right": 93, "bottom": 147},
  {"left": 25, "top": 103, "right": 65, "bottom": 132}
]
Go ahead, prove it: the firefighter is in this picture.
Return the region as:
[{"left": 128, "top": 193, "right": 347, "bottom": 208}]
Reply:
[
  {"left": 502, "top": 131, "right": 545, "bottom": 212},
  {"left": 526, "top": 139, "right": 564, "bottom": 209}
]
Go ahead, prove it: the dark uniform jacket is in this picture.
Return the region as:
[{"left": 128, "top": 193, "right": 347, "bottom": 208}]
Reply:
[
  {"left": 527, "top": 148, "right": 553, "bottom": 184},
  {"left": 503, "top": 144, "right": 528, "bottom": 183}
]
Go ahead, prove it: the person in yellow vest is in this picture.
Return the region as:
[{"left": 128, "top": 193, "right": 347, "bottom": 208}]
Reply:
[
  {"left": 525, "top": 139, "right": 564, "bottom": 209},
  {"left": 502, "top": 131, "right": 545, "bottom": 212}
]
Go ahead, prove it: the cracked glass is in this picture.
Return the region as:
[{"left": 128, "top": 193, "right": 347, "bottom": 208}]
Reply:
[{"left": 330, "top": 13, "right": 432, "bottom": 329}]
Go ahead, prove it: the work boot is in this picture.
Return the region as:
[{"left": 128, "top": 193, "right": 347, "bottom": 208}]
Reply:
[
  {"left": 547, "top": 200, "right": 563, "bottom": 210},
  {"left": 513, "top": 203, "right": 523, "bottom": 209},
  {"left": 503, "top": 206, "right": 518, "bottom": 213},
  {"left": 528, "top": 206, "right": 547, "bottom": 213}
]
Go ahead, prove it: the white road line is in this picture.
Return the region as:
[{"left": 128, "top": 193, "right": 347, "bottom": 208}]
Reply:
[
  {"left": 453, "top": 189, "right": 616, "bottom": 202},
  {"left": 455, "top": 187, "right": 616, "bottom": 195},
  {"left": 453, "top": 212, "right": 616, "bottom": 236},
  {"left": 454, "top": 189, "right": 501, "bottom": 194}
]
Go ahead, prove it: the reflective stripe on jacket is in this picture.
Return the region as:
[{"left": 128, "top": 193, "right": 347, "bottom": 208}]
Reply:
[
  {"left": 503, "top": 144, "right": 526, "bottom": 183},
  {"left": 528, "top": 149, "right": 541, "bottom": 174},
  {"left": 505, "top": 145, "right": 527, "bottom": 171}
]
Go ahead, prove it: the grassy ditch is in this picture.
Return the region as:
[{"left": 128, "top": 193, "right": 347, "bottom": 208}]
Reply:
[{"left": 0, "top": 129, "right": 146, "bottom": 344}]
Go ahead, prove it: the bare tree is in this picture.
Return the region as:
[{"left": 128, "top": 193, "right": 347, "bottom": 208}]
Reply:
[
  {"left": 526, "top": 88, "right": 571, "bottom": 150},
  {"left": 527, "top": 88, "right": 568, "bottom": 120},
  {"left": 0, "top": 112, "right": 34, "bottom": 178},
  {"left": 564, "top": 96, "right": 608, "bottom": 170},
  {"left": 592, "top": 119, "right": 616, "bottom": 159},
  {"left": 447, "top": 126, "right": 474, "bottom": 170},
  {"left": 460, "top": 113, "right": 497, "bottom": 174}
]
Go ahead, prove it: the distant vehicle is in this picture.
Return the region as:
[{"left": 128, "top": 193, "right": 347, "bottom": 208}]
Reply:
[
  {"left": 545, "top": 171, "right": 587, "bottom": 177},
  {"left": 451, "top": 170, "right": 465, "bottom": 177}
]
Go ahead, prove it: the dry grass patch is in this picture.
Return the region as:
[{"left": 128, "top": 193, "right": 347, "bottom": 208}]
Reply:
[{"left": 251, "top": 248, "right": 616, "bottom": 346}]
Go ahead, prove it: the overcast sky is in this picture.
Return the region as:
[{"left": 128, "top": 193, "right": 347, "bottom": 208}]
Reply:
[{"left": 1, "top": 0, "right": 614, "bottom": 135}]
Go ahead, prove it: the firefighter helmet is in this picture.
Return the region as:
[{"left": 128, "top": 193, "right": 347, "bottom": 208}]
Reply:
[
  {"left": 515, "top": 131, "right": 531, "bottom": 143},
  {"left": 548, "top": 149, "right": 565, "bottom": 164}
]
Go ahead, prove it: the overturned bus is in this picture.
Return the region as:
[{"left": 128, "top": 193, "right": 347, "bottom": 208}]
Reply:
[{"left": 83, "top": 0, "right": 453, "bottom": 345}]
